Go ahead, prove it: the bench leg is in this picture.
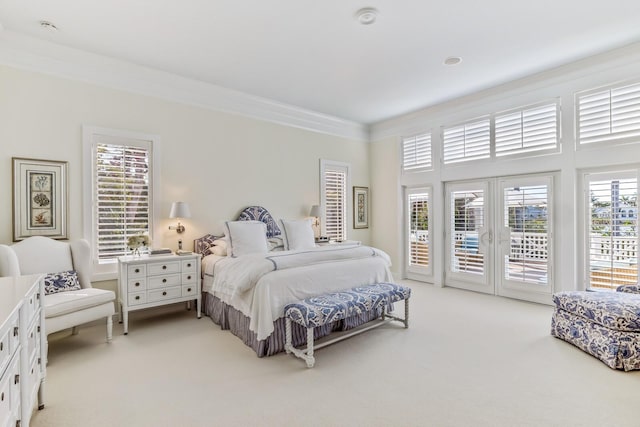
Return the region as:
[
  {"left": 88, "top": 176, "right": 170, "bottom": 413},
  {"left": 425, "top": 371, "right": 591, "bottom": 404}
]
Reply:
[
  {"left": 404, "top": 298, "right": 409, "bottom": 328},
  {"left": 285, "top": 318, "right": 293, "bottom": 354},
  {"left": 305, "top": 327, "right": 315, "bottom": 368}
]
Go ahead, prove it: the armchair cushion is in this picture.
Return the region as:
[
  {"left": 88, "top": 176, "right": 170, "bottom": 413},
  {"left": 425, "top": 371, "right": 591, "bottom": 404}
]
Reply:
[
  {"left": 44, "top": 270, "right": 81, "bottom": 295},
  {"left": 44, "top": 288, "right": 116, "bottom": 318}
]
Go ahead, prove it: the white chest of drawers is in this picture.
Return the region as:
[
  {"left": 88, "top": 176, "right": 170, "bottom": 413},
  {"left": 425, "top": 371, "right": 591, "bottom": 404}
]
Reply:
[
  {"left": 0, "top": 274, "right": 46, "bottom": 427},
  {"left": 117, "top": 254, "right": 201, "bottom": 334}
]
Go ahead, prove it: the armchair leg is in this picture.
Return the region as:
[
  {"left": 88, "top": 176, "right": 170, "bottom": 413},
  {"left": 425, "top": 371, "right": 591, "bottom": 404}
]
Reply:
[
  {"left": 106, "top": 315, "right": 113, "bottom": 342},
  {"left": 71, "top": 326, "right": 79, "bottom": 336}
]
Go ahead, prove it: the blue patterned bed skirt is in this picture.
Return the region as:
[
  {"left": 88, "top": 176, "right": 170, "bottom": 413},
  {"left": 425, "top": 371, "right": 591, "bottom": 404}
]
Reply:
[{"left": 203, "top": 292, "right": 383, "bottom": 357}]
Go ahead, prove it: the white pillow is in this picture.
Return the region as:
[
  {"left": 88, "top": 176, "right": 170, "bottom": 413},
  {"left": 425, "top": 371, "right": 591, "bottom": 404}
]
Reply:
[
  {"left": 210, "top": 245, "right": 227, "bottom": 256},
  {"left": 212, "top": 239, "right": 228, "bottom": 249},
  {"left": 225, "top": 221, "right": 268, "bottom": 257},
  {"left": 279, "top": 219, "right": 315, "bottom": 251}
]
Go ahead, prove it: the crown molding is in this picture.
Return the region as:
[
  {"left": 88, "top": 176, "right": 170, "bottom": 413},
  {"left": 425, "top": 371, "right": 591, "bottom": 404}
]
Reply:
[{"left": 0, "top": 31, "right": 369, "bottom": 141}]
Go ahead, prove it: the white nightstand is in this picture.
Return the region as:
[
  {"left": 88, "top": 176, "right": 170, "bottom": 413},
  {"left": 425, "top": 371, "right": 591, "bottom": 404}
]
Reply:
[
  {"left": 316, "top": 240, "right": 361, "bottom": 247},
  {"left": 117, "top": 253, "right": 201, "bottom": 334}
]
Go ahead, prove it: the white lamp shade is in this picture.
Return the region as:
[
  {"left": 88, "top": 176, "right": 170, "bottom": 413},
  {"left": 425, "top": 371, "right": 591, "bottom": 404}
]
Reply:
[
  {"left": 309, "top": 205, "right": 321, "bottom": 218},
  {"left": 169, "top": 202, "right": 191, "bottom": 219}
]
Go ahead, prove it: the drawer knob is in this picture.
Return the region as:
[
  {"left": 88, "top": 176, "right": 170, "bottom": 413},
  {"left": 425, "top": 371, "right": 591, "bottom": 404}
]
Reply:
[
  {"left": 187, "top": 263, "right": 192, "bottom": 267},
  {"left": 135, "top": 268, "right": 140, "bottom": 273},
  {"left": 37, "top": 326, "right": 41, "bottom": 333},
  {"left": 13, "top": 327, "right": 18, "bottom": 337},
  {"left": 162, "top": 291, "right": 167, "bottom": 296},
  {"left": 135, "top": 282, "right": 140, "bottom": 287},
  {"left": 162, "top": 265, "right": 167, "bottom": 270},
  {"left": 0, "top": 342, "right": 3, "bottom": 351},
  {"left": 187, "top": 275, "right": 192, "bottom": 280},
  {"left": 187, "top": 288, "right": 192, "bottom": 292},
  {"left": 14, "top": 374, "right": 19, "bottom": 385},
  {"left": 135, "top": 296, "right": 140, "bottom": 300},
  {"left": 162, "top": 279, "right": 167, "bottom": 283},
  {"left": 1, "top": 392, "right": 3, "bottom": 401}
]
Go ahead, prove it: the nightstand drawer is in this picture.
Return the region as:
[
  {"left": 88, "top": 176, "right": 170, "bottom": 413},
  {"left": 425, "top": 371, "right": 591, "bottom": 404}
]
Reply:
[
  {"left": 128, "top": 264, "right": 147, "bottom": 278},
  {"left": 128, "top": 278, "right": 147, "bottom": 292},
  {"left": 181, "top": 272, "right": 196, "bottom": 284},
  {"left": 147, "top": 261, "right": 180, "bottom": 276},
  {"left": 148, "top": 274, "right": 181, "bottom": 289},
  {"left": 147, "top": 287, "right": 181, "bottom": 303},
  {"left": 182, "top": 285, "right": 197, "bottom": 297},
  {"left": 181, "top": 259, "right": 196, "bottom": 272},
  {"left": 128, "top": 292, "right": 147, "bottom": 306}
]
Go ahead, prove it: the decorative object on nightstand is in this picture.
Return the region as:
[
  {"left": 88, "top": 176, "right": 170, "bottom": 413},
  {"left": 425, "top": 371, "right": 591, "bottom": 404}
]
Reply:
[
  {"left": 168, "top": 201, "right": 191, "bottom": 234},
  {"left": 117, "top": 253, "right": 201, "bottom": 334},
  {"left": 309, "top": 204, "right": 323, "bottom": 239},
  {"left": 127, "top": 233, "right": 150, "bottom": 256}
]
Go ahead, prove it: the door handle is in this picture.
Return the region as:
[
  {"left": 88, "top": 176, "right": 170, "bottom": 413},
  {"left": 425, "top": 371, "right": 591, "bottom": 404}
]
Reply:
[{"left": 480, "top": 230, "right": 493, "bottom": 244}]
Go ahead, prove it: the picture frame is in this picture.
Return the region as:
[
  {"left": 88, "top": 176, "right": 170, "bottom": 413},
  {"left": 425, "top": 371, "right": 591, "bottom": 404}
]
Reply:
[
  {"left": 353, "top": 186, "right": 369, "bottom": 229},
  {"left": 12, "top": 157, "right": 68, "bottom": 241}
]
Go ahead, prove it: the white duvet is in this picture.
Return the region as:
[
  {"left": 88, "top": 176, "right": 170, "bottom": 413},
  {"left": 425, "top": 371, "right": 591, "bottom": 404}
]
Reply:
[{"left": 202, "top": 245, "right": 393, "bottom": 340}]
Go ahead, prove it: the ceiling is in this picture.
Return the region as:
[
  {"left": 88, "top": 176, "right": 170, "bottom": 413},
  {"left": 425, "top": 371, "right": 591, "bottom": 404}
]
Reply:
[{"left": 1, "top": 0, "right": 640, "bottom": 125}]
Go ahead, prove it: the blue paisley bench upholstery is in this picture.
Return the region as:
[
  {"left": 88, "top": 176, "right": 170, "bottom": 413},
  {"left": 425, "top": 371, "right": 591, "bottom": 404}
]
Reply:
[
  {"left": 551, "top": 290, "right": 640, "bottom": 371},
  {"left": 284, "top": 282, "right": 411, "bottom": 367}
]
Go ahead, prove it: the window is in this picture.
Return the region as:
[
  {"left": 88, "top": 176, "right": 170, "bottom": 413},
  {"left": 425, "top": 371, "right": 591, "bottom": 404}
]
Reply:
[
  {"left": 402, "top": 132, "right": 432, "bottom": 172},
  {"left": 406, "top": 188, "right": 431, "bottom": 277},
  {"left": 577, "top": 80, "right": 640, "bottom": 145},
  {"left": 443, "top": 118, "right": 490, "bottom": 164},
  {"left": 83, "top": 126, "right": 159, "bottom": 279},
  {"left": 585, "top": 171, "right": 638, "bottom": 290},
  {"left": 320, "top": 159, "right": 350, "bottom": 242},
  {"left": 495, "top": 101, "right": 559, "bottom": 157}
]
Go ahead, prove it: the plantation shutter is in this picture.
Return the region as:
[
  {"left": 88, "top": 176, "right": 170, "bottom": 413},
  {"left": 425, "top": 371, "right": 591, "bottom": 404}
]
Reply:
[
  {"left": 443, "top": 118, "right": 490, "bottom": 164},
  {"left": 587, "top": 174, "right": 638, "bottom": 290},
  {"left": 577, "top": 81, "right": 640, "bottom": 145},
  {"left": 95, "top": 142, "right": 151, "bottom": 261},
  {"left": 322, "top": 164, "right": 348, "bottom": 241},
  {"left": 408, "top": 191, "right": 430, "bottom": 269},
  {"left": 495, "top": 102, "right": 558, "bottom": 156},
  {"left": 402, "top": 133, "right": 431, "bottom": 172}
]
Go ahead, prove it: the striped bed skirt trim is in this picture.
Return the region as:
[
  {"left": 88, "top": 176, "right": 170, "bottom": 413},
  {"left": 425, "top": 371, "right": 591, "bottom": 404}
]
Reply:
[{"left": 203, "top": 292, "right": 383, "bottom": 357}]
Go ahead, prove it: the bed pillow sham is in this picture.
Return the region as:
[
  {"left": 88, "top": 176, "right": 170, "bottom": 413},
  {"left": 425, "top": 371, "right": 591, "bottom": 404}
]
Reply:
[
  {"left": 225, "top": 220, "right": 269, "bottom": 257},
  {"left": 279, "top": 219, "right": 315, "bottom": 251}
]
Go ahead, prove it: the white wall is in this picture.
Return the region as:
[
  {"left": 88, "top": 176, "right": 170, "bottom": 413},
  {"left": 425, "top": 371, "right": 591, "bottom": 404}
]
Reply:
[
  {"left": 0, "top": 65, "right": 371, "bottom": 288},
  {"left": 369, "top": 42, "right": 640, "bottom": 293}
]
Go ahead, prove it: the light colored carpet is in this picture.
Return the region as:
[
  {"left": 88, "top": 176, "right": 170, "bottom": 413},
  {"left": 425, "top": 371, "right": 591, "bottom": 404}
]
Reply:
[{"left": 31, "top": 281, "right": 640, "bottom": 427}]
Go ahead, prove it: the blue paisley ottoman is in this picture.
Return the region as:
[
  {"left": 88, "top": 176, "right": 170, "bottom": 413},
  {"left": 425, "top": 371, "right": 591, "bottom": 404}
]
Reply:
[
  {"left": 551, "top": 291, "right": 640, "bottom": 371},
  {"left": 284, "top": 283, "right": 411, "bottom": 367}
]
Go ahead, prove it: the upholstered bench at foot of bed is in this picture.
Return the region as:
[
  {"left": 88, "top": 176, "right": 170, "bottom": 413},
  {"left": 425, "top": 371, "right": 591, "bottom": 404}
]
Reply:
[
  {"left": 284, "top": 282, "right": 411, "bottom": 368},
  {"left": 550, "top": 291, "right": 640, "bottom": 371}
]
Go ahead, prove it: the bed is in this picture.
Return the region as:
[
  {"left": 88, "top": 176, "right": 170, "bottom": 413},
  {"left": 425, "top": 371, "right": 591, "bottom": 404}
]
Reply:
[{"left": 195, "top": 206, "right": 394, "bottom": 357}]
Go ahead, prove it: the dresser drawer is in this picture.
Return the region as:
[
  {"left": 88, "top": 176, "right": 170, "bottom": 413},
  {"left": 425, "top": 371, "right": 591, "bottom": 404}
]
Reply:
[
  {"left": 181, "top": 272, "right": 196, "bottom": 284},
  {"left": 26, "top": 321, "right": 41, "bottom": 365},
  {"left": 0, "top": 361, "right": 12, "bottom": 427},
  {"left": 182, "top": 285, "right": 197, "bottom": 297},
  {"left": 128, "top": 292, "right": 147, "bottom": 306},
  {"left": 128, "top": 278, "right": 147, "bottom": 292},
  {"left": 128, "top": 264, "right": 147, "bottom": 278},
  {"left": 23, "top": 288, "right": 39, "bottom": 324},
  {"left": 0, "top": 329, "right": 10, "bottom": 380},
  {"left": 181, "top": 259, "right": 196, "bottom": 272},
  {"left": 0, "top": 354, "right": 19, "bottom": 427},
  {"left": 148, "top": 274, "right": 181, "bottom": 289},
  {"left": 147, "top": 287, "right": 181, "bottom": 303},
  {"left": 147, "top": 261, "right": 180, "bottom": 276}
]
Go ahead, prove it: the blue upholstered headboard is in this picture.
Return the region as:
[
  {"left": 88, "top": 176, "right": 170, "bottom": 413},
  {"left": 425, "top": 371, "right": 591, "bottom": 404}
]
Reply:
[{"left": 237, "top": 206, "right": 281, "bottom": 238}]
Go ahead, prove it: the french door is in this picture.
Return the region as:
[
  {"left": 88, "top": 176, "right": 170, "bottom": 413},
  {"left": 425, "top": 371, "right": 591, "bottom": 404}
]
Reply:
[{"left": 445, "top": 175, "right": 554, "bottom": 302}]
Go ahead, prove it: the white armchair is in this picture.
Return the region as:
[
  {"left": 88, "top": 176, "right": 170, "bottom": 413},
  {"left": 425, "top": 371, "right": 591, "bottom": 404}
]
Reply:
[{"left": 0, "top": 236, "right": 115, "bottom": 342}]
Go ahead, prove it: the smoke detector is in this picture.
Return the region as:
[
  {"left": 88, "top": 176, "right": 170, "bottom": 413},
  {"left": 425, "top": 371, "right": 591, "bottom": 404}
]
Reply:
[{"left": 355, "top": 8, "right": 378, "bottom": 25}]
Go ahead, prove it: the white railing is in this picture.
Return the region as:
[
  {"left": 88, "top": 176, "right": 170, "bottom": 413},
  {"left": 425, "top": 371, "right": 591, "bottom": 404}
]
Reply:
[
  {"left": 590, "top": 234, "right": 638, "bottom": 264},
  {"left": 509, "top": 232, "right": 548, "bottom": 261}
]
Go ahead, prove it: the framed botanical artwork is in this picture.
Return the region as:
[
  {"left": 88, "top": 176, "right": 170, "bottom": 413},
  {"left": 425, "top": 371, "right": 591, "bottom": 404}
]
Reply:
[
  {"left": 353, "top": 186, "right": 369, "bottom": 229},
  {"left": 12, "top": 157, "right": 68, "bottom": 241}
]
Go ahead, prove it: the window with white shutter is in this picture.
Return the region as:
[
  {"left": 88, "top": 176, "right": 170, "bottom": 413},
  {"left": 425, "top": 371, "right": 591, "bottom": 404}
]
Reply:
[
  {"left": 320, "top": 160, "right": 350, "bottom": 242},
  {"left": 402, "top": 132, "right": 432, "bottom": 172},
  {"left": 577, "top": 80, "right": 640, "bottom": 145},
  {"left": 495, "top": 101, "right": 559, "bottom": 157},
  {"left": 406, "top": 188, "right": 431, "bottom": 276},
  {"left": 585, "top": 172, "right": 638, "bottom": 290},
  {"left": 443, "top": 118, "right": 491, "bottom": 164},
  {"left": 83, "top": 127, "right": 158, "bottom": 277}
]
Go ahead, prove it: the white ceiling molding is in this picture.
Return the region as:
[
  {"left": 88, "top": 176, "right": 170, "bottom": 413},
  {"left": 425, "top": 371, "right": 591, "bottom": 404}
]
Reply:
[{"left": 0, "top": 31, "right": 369, "bottom": 142}]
